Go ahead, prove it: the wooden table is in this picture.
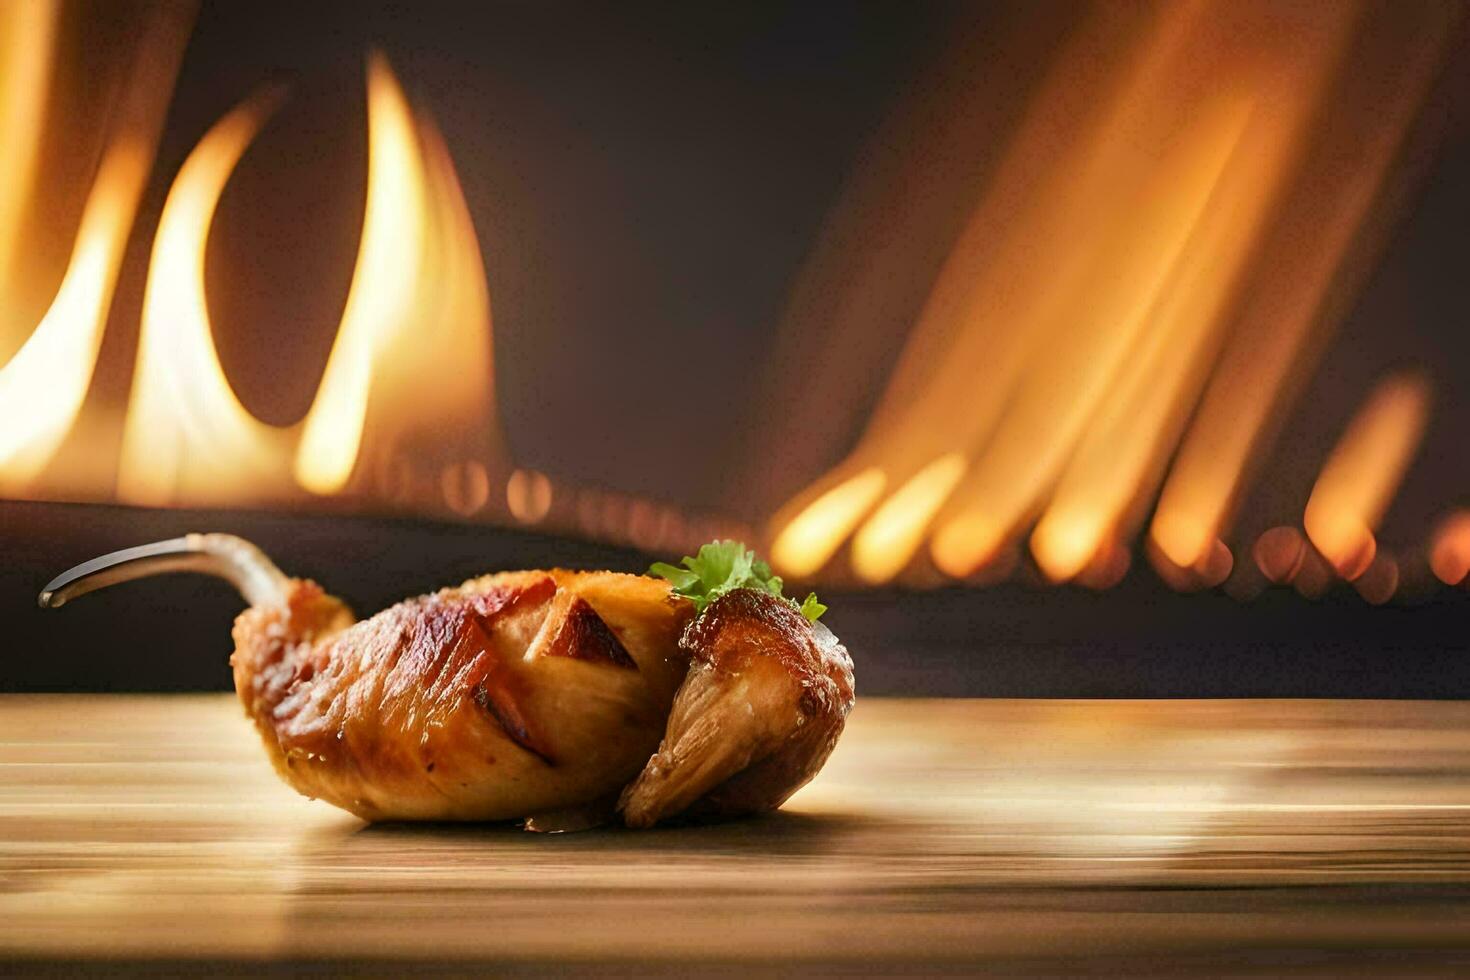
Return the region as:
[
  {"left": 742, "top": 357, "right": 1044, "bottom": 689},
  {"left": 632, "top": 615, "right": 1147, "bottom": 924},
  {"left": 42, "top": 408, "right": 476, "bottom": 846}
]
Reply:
[{"left": 3, "top": 696, "right": 1469, "bottom": 975}]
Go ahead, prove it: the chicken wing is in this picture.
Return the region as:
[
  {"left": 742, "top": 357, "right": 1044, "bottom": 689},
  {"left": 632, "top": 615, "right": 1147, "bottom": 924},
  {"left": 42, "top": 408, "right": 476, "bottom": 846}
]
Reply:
[{"left": 41, "top": 533, "right": 854, "bottom": 830}]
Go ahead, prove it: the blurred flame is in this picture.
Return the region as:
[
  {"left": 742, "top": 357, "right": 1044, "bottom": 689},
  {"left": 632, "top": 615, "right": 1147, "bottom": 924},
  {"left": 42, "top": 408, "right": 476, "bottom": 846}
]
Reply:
[
  {"left": 118, "top": 90, "right": 290, "bottom": 506},
  {"left": 1303, "top": 373, "right": 1429, "bottom": 579},
  {"left": 117, "top": 53, "right": 501, "bottom": 510},
  {"left": 763, "top": 0, "right": 1444, "bottom": 590},
  {"left": 771, "top": 467, "right": 886, "bottom": 578},
  {"left": 0, "top": 0, "right": 59, "bottom": 340},
  {"left": 932, "top": 98, "right": 1250, "bottom": 577},
  {"left": 0, "top": 139, "right": 150, "bottom": 486},
  {"left": 295, "top": 54, "right": 428, "bottom": 495},
  {"left": 1149, "top": 7, "right": 1449, "bottom": 572},
  {"left": 852, "top": 452, "right": 965, "bottom": 584},
  {"left": 1031, "top": 17, "right": 1352, "bottom": 584}
]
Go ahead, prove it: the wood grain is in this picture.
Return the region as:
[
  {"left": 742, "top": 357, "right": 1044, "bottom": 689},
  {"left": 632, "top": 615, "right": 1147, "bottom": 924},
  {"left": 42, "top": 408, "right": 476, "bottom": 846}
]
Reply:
[{"left": 2, "top": 696, "right": 1469, "bottom": 974}]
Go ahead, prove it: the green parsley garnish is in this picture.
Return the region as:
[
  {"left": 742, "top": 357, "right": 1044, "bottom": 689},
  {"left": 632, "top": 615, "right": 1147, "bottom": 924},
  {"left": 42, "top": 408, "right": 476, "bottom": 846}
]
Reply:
[{"left": 649, "top": 540, "right": 826, "bottom": 623}]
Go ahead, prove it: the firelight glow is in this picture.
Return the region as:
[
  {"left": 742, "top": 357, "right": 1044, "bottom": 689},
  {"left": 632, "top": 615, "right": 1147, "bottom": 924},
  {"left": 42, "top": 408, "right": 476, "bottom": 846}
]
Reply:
[
  {"left": 1303, "top": 373, "right": 1430, "bottom": 580},
  {"left": 0, "top": 140, "right": 151, "bottom": 487},
  {"left": 851, "top": 452, "right": 966, "bottom": 585},
  {"left": 0, "top": 0, "right": 59, "bottom": 346},
  {"left": 294, "top": 54, "right": 429, "bottom": 495},
  {"left": 118, "top": 90, "right": 291, "bottom": 506},
  {"left": 770, "top": 468, "right": 887, "bottom": 578}
]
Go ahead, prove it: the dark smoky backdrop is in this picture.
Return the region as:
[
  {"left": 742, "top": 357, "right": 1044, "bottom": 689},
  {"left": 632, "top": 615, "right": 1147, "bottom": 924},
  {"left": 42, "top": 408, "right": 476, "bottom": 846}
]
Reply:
[{"left": 4, "top": 1, "right": 1468, "bottom": 696}]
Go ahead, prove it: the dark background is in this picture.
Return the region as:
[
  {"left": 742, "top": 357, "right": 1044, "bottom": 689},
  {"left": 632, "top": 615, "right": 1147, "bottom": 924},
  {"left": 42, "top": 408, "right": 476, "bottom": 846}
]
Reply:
[{"left": 3, "top": 1, "right": 1467, "bottom": 695}]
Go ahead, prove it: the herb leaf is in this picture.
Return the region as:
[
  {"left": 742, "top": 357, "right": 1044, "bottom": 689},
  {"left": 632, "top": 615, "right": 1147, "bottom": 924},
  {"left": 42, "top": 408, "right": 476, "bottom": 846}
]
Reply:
[{"left": 649, "top": 540, "right": 825, "bottom": 622}]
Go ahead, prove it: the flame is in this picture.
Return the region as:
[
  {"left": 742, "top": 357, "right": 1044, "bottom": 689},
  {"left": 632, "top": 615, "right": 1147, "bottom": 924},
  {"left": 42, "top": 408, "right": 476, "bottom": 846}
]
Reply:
[
  {"left": 1303, "top": 373, "right": 1429, "bottom": 579},
  {"left": 932, "top": 98, "right": 1251, "bottom": 577},
  {"left": 0, "top": 139, "right": 150, "bottom": 487},
  {"left": 0, "top": 0, "right": 59, "bottom": 343},
  {"left": 294, "top": 54, "right": 427, "bottom": 495},
  {"left": 118, "top": 90, "right": 291, "bottom": 506},
  {"left": 1030, "top": 14, "right": 1353, "bottom": 585},
  {"left": 770, "top": 467, "right": 886, "bottom": 578},
  {"left": 118, "top": 53, "right": 501, "bottom": 509},
  {"left": 851, "top": 452, "right": 966, "bottom": 584},
  {"left": 1148, "top": 6, "right": 1449, "bottom": 572}
]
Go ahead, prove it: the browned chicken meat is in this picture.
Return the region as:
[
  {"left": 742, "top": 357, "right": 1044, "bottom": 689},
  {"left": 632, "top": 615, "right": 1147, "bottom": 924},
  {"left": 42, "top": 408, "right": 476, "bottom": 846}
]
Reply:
[
  {"left": 621, "top": 588, "right": 854, "bottom": 827},
  {"left": 40, "top": 533, "right": 855, "bottom": 829}
]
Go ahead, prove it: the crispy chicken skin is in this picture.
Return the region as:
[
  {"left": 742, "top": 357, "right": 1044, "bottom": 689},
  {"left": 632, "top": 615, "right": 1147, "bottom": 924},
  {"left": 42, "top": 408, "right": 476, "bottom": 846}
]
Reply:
[
  {"left": 620, "top": 588, "right": 855, "bottom": 828},
  {"left": 231, "top": 570, "right": 692, "bottom": 822}
]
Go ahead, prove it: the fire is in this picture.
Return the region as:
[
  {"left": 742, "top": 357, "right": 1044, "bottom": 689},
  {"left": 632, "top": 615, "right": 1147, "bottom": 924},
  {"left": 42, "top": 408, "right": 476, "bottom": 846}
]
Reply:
[
  {"left": 767, "top": 0, "right": 1456, "bottom": 595},
  {"left": 118, "top": 90, "right": 292, "bottom": 506},
  {"left": 1303, "top": 373, "right": 1430, "bottom": 580},
  {"left": 0, "top": 0, "right": 59, "bottom": 346},
  {"left": 118, "top": 53, "right": 503, "bottom": 510},
  {"left": 851, "top": 452, "right": 966, "bottom": 585},
  {"left": 295, "top": 54, "right": 429, "bottom": 496},
  {"left": 770, "top": 468, "right": 887, "bottom": 579},
  {"left": 0, "top": 4, "right": 190, "bottom": 493},
  {"left": 0, "top": 4, "right": 1461, "bottom": 596},
  {"left": 930, "top": 95, "right": 1249, "bottom": 578},
  {"left": 1147, "top": 5, "right": 1450, "bottom": 572},
  {"left": 0, "top": 139, "right": 151, "bottom": 488}
]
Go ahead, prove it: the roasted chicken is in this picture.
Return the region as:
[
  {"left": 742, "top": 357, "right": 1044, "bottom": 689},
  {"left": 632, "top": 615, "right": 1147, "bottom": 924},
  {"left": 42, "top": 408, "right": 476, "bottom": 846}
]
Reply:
[{"left": 40, "top": 534, "right": 854, "bottom": 829}]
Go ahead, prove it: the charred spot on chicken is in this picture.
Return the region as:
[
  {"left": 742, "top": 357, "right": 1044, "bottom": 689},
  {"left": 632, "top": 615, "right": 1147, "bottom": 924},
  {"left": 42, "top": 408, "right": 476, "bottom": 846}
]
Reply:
[{"left": 40, "top": 535, "right": 855, "bottom": 830}]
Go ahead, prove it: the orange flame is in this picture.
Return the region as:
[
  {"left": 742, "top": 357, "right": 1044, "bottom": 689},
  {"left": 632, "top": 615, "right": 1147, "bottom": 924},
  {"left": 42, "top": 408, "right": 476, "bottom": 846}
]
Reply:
[
  {"left": 0, "top": 138, "right": 151, "bottom": 488},
  {"left": 932, "top": 97, "right": 1250, "bottom": 577},
  {"left": 1303, "top": 373, "right": 1430, "bottom": 579},
  {"left": 118, "top": 53, "right": 502, "bottom": 510},
  {"left": 295, "top": 53, "right": 500, "bottom": 502},
  {"left": 295, "top": 54, "right": 428, "bottom": 495},
  {"left": 118, "top": 90, "right": 291, "bottom": 506},
  {"left": 770, "top": 467, "right": 887, "bottom": 578},
  {"left": 1148, "top": 4, "right": 1450, "bottom": 573},
  {"left": 0, "top": 0, "right": 59, "bottom": 343}
]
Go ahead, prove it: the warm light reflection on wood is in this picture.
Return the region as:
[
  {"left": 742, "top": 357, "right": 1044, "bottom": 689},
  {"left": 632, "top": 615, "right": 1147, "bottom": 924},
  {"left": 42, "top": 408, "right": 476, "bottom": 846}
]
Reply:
[{"left": 1303, "top": 373, "right": 1429, "bottom": 580}]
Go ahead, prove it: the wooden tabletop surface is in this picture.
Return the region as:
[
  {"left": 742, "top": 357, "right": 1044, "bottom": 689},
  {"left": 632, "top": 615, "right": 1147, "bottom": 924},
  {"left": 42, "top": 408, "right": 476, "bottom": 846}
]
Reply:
[{"left": 2, "top": 695, "right": 1469, "bottom": 975}]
